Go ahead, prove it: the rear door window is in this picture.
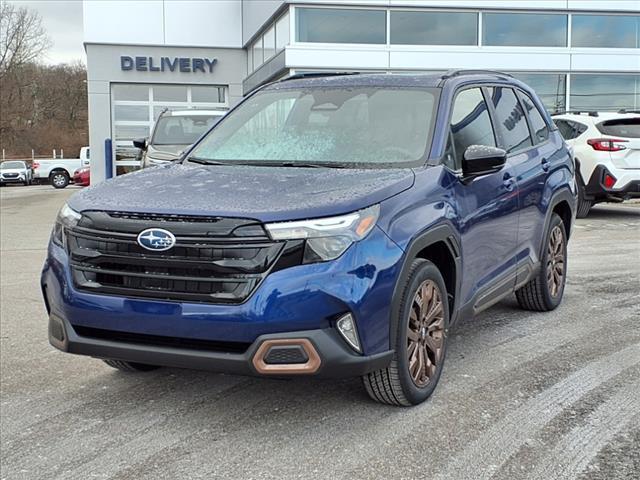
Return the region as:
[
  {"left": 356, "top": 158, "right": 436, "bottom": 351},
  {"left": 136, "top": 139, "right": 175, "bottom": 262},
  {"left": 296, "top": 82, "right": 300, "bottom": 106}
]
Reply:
[
  {"left": 596, "top": 118, "right": 640, "bottom": 138},
  {"left": 450, "top": 88, "right": 497, "bottom": 165},
  {"left": 518, "top": 92, "right": 550, "bottom": 144},
  {"left": 487, "top": 87, "right": 532, "bottom": 153}
]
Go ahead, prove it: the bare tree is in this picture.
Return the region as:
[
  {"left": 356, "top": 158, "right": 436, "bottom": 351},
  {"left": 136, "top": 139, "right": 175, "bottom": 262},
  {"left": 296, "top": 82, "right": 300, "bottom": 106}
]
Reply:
[{"left": 0, "top": 1, "right": 51, "bottom": 80}]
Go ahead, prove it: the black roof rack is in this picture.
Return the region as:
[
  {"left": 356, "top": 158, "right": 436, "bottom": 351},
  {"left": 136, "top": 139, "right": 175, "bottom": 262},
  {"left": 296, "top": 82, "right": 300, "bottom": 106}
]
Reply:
[
  {"left": 278, "top": 71, "right": 362, "bottom": 83},
  {"left": 441, "top": 69, "right": 513, "bottom": 80},
  {"left": 551, "top": 110, "right": 599, "bottom": 117},
  {"left": 617, "top": 109, "right": 640, "bottom": 114}
]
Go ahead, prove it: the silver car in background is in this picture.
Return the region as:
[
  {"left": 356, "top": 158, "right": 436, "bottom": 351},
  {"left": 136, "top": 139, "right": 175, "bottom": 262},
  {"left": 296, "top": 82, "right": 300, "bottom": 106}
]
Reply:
[
  {"left": 135, "top": 109, "right": 226, "bottom": 168},
  {"left": 0, "top": 160, "right": 33, "bottom": 186}
]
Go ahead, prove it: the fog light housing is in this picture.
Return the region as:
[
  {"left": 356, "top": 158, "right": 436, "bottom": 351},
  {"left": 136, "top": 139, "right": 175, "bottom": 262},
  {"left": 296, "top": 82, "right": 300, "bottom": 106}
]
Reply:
[{"left": 336, "top": 313, "right": 361, "bottom": 353}]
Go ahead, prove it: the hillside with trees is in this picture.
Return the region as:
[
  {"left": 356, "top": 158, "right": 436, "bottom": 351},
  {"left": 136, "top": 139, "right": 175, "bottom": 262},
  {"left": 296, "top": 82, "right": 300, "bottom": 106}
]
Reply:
[{"left": 0, "top": 2, "right": 88, "bottom": 158}]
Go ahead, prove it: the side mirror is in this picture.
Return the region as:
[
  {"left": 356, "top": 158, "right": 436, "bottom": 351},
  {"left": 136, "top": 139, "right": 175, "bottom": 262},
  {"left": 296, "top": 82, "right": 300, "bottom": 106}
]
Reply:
[
  {"left": 462, "top": 145, "right": 507, "bottom": 178},
  {"left": 133, "top": 138, "right": 147, "bottom": 150}
]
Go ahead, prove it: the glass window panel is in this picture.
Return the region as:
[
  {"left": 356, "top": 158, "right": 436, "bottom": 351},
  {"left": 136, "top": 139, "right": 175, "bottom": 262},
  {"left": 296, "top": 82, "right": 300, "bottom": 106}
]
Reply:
[
  {"left": 570, "top": 74, "right": 640, "bottom": 111},
  {"left": 191, "top": 86, "right": 224, "bottom": 103},
  {"left": 296, "top": 8, "right": 386, "bottom": 44},
  {"left": 488, "top": 87, "right": 532, "bottom": 153},
  {"left": 114, "top": 105, "right": 149, "bottom": 122},
  {"left": 572, "top": 15, "right": 640, "bottom": 48},
  {"left": 451, "top": 88, "right": 496, "bottom": 165},
  {"left": 252, "top": 38, "right": 263, "bottom": 69},
  {"left": 247, "top": 46, "right": 253, "bottom": 73},
  {"left": 264, "top": 26, "right": 276, "bottom": 60},
  {"left": 510, "top": 73, "right": 566, "bottom": 113},
  {"left": 114, "top": 124, "right": 150, "bottom": 141},
  {"left": 390, "top": 11, "right": 478, "bottom": 45},
  {"left": 519, "top": 92, "right": 550, "bottom": 144},
  {"left": 483, "top": 13, "right": 567, "bottom": 47},
  {"left": 276, "top": 12, "right": 290, "bottom": 50},
  {"left": 192, "top": 87, "right": 438, "bottom": 165},
  {"left": 152, "top": 85, "right": 187, "bottom": 102},
  {"left": 596, "top": 119, "right": 640, "bottom": 139},
  {"left": 112, "top": 84, "right": 149, "bottom": 101}
]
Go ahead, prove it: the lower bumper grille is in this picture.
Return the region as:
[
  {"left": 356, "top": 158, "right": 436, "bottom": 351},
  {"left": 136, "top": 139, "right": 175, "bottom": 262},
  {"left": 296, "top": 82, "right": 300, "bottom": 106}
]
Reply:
[{"left": 73, "top": 325, "right": 251, "bottom": 353}]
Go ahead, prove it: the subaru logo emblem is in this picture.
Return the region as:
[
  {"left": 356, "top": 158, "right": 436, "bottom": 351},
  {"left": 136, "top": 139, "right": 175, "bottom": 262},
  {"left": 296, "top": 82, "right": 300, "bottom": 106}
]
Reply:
[{"left": 137, "top": 228, "right": 176, "bottom": 251}]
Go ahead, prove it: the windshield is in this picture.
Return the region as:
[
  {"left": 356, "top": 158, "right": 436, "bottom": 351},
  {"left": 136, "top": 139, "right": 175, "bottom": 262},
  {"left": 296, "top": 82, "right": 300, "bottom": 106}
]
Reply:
[
  {"left": 1, "top": 161, "right": 25, "bottom": 169},
  {"left": 152, "top": 115, "right": 220, "bottom": 146},
  {"left": 188, "top": 86, "right": 439, "bottom": 168}
]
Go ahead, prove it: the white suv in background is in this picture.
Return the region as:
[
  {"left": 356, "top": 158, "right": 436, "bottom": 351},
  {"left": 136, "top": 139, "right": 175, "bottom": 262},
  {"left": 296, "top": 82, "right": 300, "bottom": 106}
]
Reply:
[{"left": 552, "top": 111, "right": 639, "bottom": 217}]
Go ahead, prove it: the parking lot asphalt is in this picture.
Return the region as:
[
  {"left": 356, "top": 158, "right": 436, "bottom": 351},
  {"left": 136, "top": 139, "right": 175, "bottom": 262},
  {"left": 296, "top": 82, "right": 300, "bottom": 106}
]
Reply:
[{"left": 1, "top": 185, "right": 639, "bottom": 480}]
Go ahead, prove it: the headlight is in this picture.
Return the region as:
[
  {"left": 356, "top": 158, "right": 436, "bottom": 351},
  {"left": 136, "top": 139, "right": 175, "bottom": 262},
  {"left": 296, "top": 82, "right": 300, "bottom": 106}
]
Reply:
[
  {"left": 265, "top": 205, "right": 380, "bottom": 262},
  {"left": 52, "top": 203, "right": 81, "bottom": 247}
]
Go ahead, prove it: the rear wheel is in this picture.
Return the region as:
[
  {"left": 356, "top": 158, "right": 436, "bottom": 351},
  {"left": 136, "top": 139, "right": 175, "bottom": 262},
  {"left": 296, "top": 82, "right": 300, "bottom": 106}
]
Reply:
[
  {"left": 363, "top": 259, "right": 448, "bottom": 406},
  {"left": 516, "top": 213, "right": 567, "bottom": 312},
  {"left": 102, "top": 359, "right": 160, "bottom": 372},
  {"left": 576, "top": 181, "right": 592, "bottom": 218},
  {"left": 50, "top": 171, "right": 69, "bottom": 189}
]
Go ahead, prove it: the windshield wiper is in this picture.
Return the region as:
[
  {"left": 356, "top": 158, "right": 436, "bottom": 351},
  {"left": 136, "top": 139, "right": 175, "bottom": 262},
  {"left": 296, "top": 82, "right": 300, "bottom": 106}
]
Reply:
[
  {"left": 187, "top": 157, "right": 231, "bottom": 165},
  {"left": 270, "top": 161, "right": 347, "bottom": 169}
]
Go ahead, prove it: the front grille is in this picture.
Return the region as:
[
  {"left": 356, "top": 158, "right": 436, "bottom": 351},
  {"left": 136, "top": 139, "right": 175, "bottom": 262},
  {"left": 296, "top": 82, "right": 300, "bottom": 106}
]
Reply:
[
  {"left": 2, "top": 173, "right": 19, "bottom": 178},
  {"left": 74, "top": 325, "right": 250, "bottom": 353},
  {"left": 67, "top": 211, "right": 303, "bottom": 303}
]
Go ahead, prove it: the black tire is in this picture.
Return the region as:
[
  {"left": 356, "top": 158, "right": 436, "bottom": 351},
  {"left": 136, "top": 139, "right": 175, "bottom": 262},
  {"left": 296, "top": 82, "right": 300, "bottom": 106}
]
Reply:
[
  {"left": 102, "top": 359, "right": 160, "bottom": 372},
  {"left": 516, "top": 213, "right": 567, "bottom": 312},
  {"left": 576, "top": 181, "right": 592, "bottom": 218},
  {"left": 50, "top": 171, "right": 69, "bottom": 189},
  {"left": 363, "top": 259, "right": 449, "bottom": 406}
]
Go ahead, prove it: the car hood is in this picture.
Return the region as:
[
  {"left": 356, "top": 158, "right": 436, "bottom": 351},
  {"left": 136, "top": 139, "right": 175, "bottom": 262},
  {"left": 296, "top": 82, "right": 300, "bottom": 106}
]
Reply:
[{"left": 68, "top": 162, "right": 415, "bottom": 222}]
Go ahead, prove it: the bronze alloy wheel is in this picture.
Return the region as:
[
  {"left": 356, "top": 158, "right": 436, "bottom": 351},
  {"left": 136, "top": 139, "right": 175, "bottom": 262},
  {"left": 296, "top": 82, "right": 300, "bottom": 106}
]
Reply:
[
  {"left": 407, "top": 280, "right": 445, "bottom": 387},
  {"left": 547, "top": 225, "right": 565, "bottom": 297}
]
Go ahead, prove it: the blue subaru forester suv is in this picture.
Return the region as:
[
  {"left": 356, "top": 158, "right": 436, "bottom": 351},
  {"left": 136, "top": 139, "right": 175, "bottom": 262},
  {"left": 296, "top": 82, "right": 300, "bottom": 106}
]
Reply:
[{"left": 42, "top": 71, "right": 576, "bottom": 405}]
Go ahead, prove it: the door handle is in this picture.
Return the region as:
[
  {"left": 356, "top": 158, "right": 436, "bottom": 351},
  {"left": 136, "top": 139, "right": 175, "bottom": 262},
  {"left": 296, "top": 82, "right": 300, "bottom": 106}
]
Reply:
[
  {"left": 541, "top": 158, "right": 550, "bottom": 172},
  {"left": 502, "top": 173, "right": 515, "bottom": 191}
]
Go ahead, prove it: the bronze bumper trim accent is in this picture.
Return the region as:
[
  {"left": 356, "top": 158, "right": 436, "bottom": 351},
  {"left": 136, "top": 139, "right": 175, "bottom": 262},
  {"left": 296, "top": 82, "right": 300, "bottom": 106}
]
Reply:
[{"left": 252, "top": 338, "right": 321, "bottom": 375}]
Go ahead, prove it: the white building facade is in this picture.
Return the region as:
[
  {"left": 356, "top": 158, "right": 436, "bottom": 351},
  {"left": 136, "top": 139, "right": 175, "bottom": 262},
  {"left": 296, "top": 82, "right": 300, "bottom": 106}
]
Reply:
[{"left": 83, "top": 0, "right": 640, "bottom": 182}]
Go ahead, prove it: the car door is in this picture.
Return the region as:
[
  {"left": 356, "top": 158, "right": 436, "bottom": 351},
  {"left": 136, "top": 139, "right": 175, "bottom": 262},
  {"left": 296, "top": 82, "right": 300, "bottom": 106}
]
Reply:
[
  {"left": 488, "top": 87, "right": 557, "bottom": 279},
  {"left": 450, "top": 87, "right": 520, "bottom": 312}
]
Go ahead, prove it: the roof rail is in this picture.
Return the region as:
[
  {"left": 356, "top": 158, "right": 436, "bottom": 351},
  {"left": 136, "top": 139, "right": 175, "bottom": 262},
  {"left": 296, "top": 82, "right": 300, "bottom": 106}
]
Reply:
[
  {"left": 617, "top": 109, "right": 640, "bottom": 114},
  {"left": 278, "top": 71, "right": 362, "bottom": 83},
  {"left": 551, "top": 110, "right": 599, "bottom": 117},
  {"left": 441, "top": 69, "right": 513, "bottom": 80}
]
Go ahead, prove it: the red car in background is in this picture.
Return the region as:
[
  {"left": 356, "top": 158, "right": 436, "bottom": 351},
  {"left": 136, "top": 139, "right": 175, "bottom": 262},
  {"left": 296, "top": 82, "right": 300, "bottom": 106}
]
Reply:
[{"left": 73, "top": 167, "right": 90, "bottom": 186}]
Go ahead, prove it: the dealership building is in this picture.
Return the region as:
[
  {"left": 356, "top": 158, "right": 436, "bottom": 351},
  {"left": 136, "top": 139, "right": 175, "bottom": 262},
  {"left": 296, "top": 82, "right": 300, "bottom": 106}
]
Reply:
[{"left": 82, "top": 0, "right": 640, "bottom": 182}]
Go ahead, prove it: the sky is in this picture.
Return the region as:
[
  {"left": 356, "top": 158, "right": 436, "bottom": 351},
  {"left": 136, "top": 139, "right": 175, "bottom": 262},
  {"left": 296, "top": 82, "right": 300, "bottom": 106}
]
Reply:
[{"left": 12, "top": 0, "right": 85, "bottom": 65}]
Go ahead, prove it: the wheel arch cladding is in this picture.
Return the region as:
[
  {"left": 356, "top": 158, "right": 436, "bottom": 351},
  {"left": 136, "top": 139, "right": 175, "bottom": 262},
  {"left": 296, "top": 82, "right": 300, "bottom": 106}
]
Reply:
[
  {"left": 552, "top": 199, "right": 573, "bottom": 239},
  {"left": 389, "top": 224, "right": 461, "bottom": 347}
]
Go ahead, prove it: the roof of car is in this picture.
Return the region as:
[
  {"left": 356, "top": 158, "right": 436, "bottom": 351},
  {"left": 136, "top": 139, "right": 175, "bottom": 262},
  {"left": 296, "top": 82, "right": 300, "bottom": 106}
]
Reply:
[
  {"left": 264, "top": 70, "right": 515, "bottom": 90},
  {"left": 552, "top": 112, "right": 640, "bottom": 123},
  {"left": 161, "top": 109, "right": 227, "bottom": 117}
]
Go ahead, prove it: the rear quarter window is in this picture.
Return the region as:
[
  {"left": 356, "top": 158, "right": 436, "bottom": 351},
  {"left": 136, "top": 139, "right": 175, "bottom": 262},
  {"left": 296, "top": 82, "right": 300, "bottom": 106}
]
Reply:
[{"left": 596, "top": 118, "right": 640, "bottom": 138}]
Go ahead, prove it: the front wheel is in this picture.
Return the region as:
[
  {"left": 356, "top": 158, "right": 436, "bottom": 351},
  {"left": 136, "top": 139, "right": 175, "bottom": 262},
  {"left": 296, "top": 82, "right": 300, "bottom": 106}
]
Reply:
[
  {"left": 363, "top": 259, "right": 449, "bottom": 406},
  {"left": 50, "top": 171, "right": 69, "bottom": 189},
  {"left": 516, "top": 213, "right": 567, "bottom": 311}
]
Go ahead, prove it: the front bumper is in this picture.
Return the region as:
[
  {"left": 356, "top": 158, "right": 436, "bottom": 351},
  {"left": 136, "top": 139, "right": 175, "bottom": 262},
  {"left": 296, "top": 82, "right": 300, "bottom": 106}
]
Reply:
[
  {"left": 48, "top": 314, "right": 393, "bottom": 377},
  {"left": 0, "top": 175, "right": 25, "bottom": 183},
  {"left": 42, "top": 225, "right": 404, "bottom": 376}
]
